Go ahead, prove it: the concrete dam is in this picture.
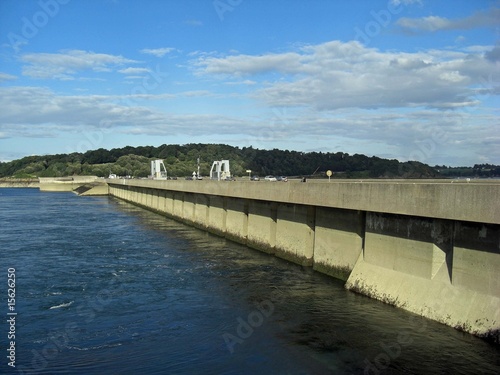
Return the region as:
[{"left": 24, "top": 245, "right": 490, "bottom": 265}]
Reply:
[{"left": 105, "top": 178, "right": 499, "bottom": 342}]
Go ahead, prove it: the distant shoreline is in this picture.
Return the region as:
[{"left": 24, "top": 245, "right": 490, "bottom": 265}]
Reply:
[{"left": 0, "top": 178, "right": 39, "bottom": 188}]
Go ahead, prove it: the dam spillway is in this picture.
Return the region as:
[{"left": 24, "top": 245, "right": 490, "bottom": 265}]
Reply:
[{"left": 106, "top": 178, "right": 500, "bottom": 342}]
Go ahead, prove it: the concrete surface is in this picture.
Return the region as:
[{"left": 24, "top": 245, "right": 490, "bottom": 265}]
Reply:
[
  {"left": 107, "top": 178, "right": 500, "bottom": 224},
  {"left": 106, "top": 180, "right": 500, "bottom": 342}
]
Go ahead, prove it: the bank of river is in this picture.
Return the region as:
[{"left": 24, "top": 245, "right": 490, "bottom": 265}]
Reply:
[{"left": 0, "top": 178, "right": 39, "bottom": 188}]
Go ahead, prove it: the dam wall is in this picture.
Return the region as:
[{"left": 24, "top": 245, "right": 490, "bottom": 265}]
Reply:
[
  {"left": 37, "top": 176, "right": 108, "bottom": 195},
  {"left": 38, "top": 176, "right": 102, "bottom": 192},
  {"left": 0, "top": 178, "right": 39, "bottom": 188},
  {"left": 107, "top": 179, "right": 500, "bottom": 342}
]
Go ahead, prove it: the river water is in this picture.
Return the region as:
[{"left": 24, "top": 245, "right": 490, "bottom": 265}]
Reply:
[{"left": 1, "top": 188, "right": 499, "bottom": 374}]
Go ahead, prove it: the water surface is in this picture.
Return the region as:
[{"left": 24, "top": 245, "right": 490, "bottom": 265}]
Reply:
[{"left": 1, "top": 188, "right": 499, "bottom": 374}]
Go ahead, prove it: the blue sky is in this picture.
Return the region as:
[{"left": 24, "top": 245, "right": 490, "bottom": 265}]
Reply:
[{"left": 0, "top": 0, "right": 499, "bottom": 166}]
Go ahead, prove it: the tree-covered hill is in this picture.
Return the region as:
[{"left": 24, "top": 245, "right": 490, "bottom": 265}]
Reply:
[
  {"left": 0, "top": 143, "right": 441, "bottom": 179},
  {"left": 434, "top": 164, "right": 500, "bottom": 178}
]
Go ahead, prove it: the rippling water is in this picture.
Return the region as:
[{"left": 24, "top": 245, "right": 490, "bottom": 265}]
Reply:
[{"left": 1, "top": 188, "right": 499, "bottom": 374}]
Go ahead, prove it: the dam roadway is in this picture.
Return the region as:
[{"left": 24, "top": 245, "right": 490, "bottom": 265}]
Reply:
[{"left": 106, "top": 178, "right": 500, "bottom": 342}]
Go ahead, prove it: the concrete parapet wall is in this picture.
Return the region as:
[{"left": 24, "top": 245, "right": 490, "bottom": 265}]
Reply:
[
  {"left": 225, "top": 198, "right": 248, "bottom": 245},
  {"left": 363, "top": 213, "right": 453, "bottom": 280},
  {"left": 275, "top": 204, "right": 315, "bottom": 266},
  {"left": 172, "top": 191, "right": 184, "bottom": 219},
  {"left": 182, "top": 193, "right": 196, "bottom": 224},
  {"left": 207, "top": 195, "right": 226, "bottom": 237},
  {"left": 313, "top": 208, "right": 364, "bottom": 281},
  {"left": 193, "top": 194, "right": 209, "bottom": 229},
  {"left": 106, "top": 178, "right": 500, "bottom": 224},
  {"left": 453, "top": 222, "right": 500, "bottom": 297},
  {"left": 246, "top": 200, "right": 277, "bottom": 254},
  {"left": 164, "top": 191, "right": 174, "bottom": 216}
]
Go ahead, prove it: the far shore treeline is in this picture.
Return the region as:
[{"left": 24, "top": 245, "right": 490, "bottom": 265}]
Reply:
[{"left": 1, "top": 144, "right": 498, "bottom": 179}]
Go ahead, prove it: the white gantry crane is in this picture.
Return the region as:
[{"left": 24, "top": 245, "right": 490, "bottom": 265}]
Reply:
[
  {"left": 210, "top": 160, "right": 231, "bottom": 181},
  {"left": 150, "top": 159, "right": 168, "bottom": 180}
]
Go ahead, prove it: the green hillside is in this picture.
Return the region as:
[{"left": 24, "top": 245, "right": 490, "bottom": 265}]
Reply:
[{"left": 0, "top": 143, "right": 440, "bottom": 179}]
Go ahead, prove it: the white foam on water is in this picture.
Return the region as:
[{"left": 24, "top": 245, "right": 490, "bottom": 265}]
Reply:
[{"left": 49, "top": 301, "right": 74, "bottom": 310}]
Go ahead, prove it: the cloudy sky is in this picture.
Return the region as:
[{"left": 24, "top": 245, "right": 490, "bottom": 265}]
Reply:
[{"left": 0, "top": 0, "right": 499, "bottom": 166}]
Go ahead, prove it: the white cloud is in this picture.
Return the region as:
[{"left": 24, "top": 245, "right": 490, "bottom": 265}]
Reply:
[
  {"left": 224, "top": 80, "right": 257, "bottom": 85},
  {"left": 390, "top": 0, "right": 422, "bottom": 5},
  {"left": 0, "top": 85, "right": 498, "bottom": 165},
  {"left": 0, "top": 72, "right": 17, "bottom": 82},
  {"left": 20, "top": 50, "right": 138, "bottom": 80},
  {"left": 186, "top": 39, "right": 500, "bottom": 163},
  {"left": 485, "top": 45, "right": 500, "bottom": 62},
  {"left": 180, "top": 90, "right": 214, "bottom": 97},
  {"left": 118, "top": 67, "right": 151, "bottom": 75},
  {"left": 0, "top": 87, "right": 156, "bottom": 128},
  {"left": 0, "top": 87, "right": 230, "bottom": 135},
  {"left": 438, "top": 71, "right": 466, "bottom": 83},
  {"left": 2, "top": 38, "right": 499, "bottom": 165},
  {"left": 123, "top": 76, "right": 145, "bottom": 80},
  {"left": 397, "top": 8, "right": 500, "bottom": 32},
  {"left": 140, "top": 48, "right": 175, "bottom": 58},
  {"left": 195, "top": 52, "right": 303, "bottom": 76},
  {"left": 398, "top": 15, "right": 450, "bottom": 32},
  {"left": 195, "top": 40, "right": 498, "bottom": 110}
]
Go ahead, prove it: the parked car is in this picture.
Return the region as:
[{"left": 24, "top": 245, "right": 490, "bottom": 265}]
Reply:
[
  {"left": 276, "top": 176, "right": 288, "bottom": 182},
  {"left": 264, "top": 175, "right": 277, "bottom": 181},
  {"left": 251, "top": 176, "right": 260, "bottom": 181}
]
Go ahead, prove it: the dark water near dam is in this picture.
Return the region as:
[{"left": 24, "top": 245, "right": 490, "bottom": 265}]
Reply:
[{"left": 1, "top": 188, "right": 499, "bottom": 374}]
